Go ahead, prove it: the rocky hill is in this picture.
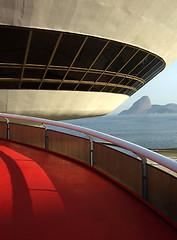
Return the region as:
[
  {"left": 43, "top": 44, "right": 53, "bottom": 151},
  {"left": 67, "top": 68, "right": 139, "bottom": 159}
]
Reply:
[
  {"left": 119, "top": 96, "right": 177, "bottom": 115},
  {"left": 120, "top": 96, "right": 151, "bottom": 115}
]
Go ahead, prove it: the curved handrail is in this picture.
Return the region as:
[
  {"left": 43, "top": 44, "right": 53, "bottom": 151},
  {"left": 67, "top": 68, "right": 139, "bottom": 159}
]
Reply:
[{"left": 0, "top": 113, "right": 177, "bottom": 173}]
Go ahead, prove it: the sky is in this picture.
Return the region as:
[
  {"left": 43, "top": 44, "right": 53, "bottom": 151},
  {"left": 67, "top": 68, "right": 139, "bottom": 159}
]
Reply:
[{"left": 112, "top": 59, "right": 177, "bottom": 114}]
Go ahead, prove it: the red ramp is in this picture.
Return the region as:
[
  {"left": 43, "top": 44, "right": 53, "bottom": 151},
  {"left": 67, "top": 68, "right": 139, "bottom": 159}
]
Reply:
[{"left": 0, "top": 140, "right": 176, "bottom": 239}]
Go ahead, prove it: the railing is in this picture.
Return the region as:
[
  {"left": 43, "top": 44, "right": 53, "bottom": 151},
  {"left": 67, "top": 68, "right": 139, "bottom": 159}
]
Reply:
[
  {"left": 0, "top": 113, "right": 177, "bottom": 223},
  {"left": 0, "top": 113, "right": 176, "bottom": 172}
]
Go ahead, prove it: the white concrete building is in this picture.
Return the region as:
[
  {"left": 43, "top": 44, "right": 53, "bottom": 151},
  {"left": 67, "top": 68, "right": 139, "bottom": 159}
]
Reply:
[{"left": 0, "top": 0, "right": 177, "bottom": 120}]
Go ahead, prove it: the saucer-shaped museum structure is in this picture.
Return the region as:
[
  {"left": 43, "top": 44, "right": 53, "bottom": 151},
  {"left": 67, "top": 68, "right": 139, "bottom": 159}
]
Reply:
[
  {"left": 1, "top": 0, "right": 177, "bottom": 119},
  {"left": 0, "top": 1, "right": 177, "bottom": 239}
]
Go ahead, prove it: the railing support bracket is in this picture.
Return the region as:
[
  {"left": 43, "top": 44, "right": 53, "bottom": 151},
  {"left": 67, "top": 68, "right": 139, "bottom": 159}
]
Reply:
[
  {"left": 4, "top": 117, "right": 10, "bottom": 140},
  {"left": 43, "top": 124, "right": 49, "bottom": 149},
  {"left": 139, "top": 155, "right": 148, "bottom": 200},
  {"left": 87, "top": 135, "right": 94, "bottom": 166}
]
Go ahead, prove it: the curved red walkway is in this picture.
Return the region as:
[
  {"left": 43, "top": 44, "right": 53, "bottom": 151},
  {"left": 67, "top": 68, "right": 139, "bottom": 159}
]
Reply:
[{"left": 0, "top": 139, "right": 176, "bottom": 240}]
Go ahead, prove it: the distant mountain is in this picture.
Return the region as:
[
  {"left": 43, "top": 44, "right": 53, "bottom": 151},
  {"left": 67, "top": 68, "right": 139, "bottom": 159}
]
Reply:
[
  {"left": 120, "top": 96, "right": 151, "bottom": 115},
  {"left": 119, "top": 96, "right": 177, "bottom": 115},
  {"left": 148, "top": 103, "right": 177, "bottom": 114}
]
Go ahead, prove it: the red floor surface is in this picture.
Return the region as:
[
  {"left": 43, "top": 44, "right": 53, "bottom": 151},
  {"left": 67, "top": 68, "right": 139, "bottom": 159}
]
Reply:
[{"left": 0, "top": 139, "right": 176, "bottom": 240}]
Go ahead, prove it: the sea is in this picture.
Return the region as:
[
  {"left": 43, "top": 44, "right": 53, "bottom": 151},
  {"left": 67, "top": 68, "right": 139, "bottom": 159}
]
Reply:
[{"left": 54, "top": 114, "right": 177, "bottom": 150}]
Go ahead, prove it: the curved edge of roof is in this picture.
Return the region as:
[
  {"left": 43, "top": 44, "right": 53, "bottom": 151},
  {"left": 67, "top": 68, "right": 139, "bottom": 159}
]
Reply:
[
  {"left": 1, "top": 22, "right": 167, "bottom": 68},
  {"left": 1, "top": 0, "right": 177, "bottom": 66}
]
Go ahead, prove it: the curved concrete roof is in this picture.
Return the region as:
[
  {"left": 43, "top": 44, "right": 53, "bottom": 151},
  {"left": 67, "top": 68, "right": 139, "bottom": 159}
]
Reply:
[
  {"left": 0, "top": 0, "right": 177, "bottom": 120},
  {"left": 1, "top": 0, "right": 177, "bottom": 66}
]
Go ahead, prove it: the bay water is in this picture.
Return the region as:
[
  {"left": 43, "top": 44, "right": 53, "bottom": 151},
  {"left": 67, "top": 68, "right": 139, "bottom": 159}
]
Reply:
[{"left": 61, "top": 114, "right": 177, "bottom": 149}]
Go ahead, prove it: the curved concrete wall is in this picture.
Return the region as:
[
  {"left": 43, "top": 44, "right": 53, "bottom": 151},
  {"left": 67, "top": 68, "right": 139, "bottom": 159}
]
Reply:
[
  {"left": 1, "top": 0, "right": 177, "bottom": 66},
  {"left": 0, "top": 0, "right": 177, "bottom": 120},
  {"left": 0, "top": 90, "right": 128, "bottom": 120}
]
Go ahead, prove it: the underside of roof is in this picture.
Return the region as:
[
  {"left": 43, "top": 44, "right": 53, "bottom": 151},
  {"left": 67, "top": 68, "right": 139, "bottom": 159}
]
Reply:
[{"left": 0, "top": 26, "right": 165, "bottom": 96}]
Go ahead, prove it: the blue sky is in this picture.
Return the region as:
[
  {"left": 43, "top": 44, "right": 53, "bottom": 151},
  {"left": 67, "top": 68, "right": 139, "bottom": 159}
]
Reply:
[{"left": 113, "top": 59, "right": 177, "bottom": 114}]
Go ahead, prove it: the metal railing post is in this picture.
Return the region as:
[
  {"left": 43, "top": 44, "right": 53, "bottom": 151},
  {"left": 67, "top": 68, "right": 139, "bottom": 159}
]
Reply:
[
  {"left": 139, "top": 155, "right": 148, "bottom": 200},
  {"left": 43, "top": 124, "right": 49, "bottom": 149},
  {"left": 4, "top": 117, "right": 10, "bottom": 140},
  {"left": 88, "top": 135, "right": 94, "bottom": 166}
]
